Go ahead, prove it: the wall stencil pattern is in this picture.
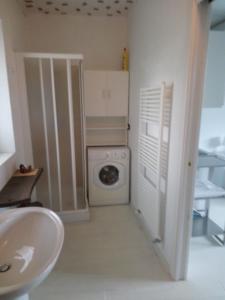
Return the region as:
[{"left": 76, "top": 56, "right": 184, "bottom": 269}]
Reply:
[{"left": 18, "top": 0, "right": 135, "bottom": 16}]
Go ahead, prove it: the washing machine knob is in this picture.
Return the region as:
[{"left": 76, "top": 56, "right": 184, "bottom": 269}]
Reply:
[
  {"left": 105, "top": 152, "right": 110, "bottom": 159},
  {"left": 114, "top": 152, "right": 118, "bottom": 159},
  {"left": 121, "top": 152, "right": 127, "bottom": 159}
]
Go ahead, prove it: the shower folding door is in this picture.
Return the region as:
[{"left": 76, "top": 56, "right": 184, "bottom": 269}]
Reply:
[{"left": 15, "top": 53, "right": 88, "bottom": 221}]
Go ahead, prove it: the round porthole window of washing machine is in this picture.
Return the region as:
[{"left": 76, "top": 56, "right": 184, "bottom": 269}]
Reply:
[{"left": 99, "top": 165, "right": 119, "bottom": 186}]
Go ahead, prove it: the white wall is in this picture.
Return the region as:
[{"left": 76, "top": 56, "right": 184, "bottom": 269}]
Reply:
[
  {"left": 202, "top": 31, "right": 225, "bottom": 108},
  {"left": 128, "top": 0, "right": 194, "bottom": 278},
  {"left": 0, "top": 1, "right": 24, "bottom": 51},
  {"left": 199, "top": 30, "right": 225, "bottom": 152},
  {"left": 23, "top": 14, "right": 128, "bottom": 70},
  {"left": 198, "top": 30, "right": 225, "bottom": 188},
  {"left": 200, "top": 105, "right": 225, "bottom": 152},
  {"left": 0, "top": 0, "right": 25, "bottom": 187}
]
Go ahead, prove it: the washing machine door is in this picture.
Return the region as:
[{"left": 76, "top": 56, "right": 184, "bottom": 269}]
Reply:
[
  {"left": 94, "top": 163, "right": 125, "bottom": 190},
  {"left": 99, "top": 165, "right": 119, "bottom": 186}
]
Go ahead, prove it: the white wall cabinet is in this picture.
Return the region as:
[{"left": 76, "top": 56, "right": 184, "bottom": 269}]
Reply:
[
  {"left": 84, "top": 70, "right": 129, "bottom": 146},
  {"left": 84, "top": 70, "right": 129, "bottom": 116}
]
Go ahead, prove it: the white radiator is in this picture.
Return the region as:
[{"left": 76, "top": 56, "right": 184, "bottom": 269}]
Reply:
[{"left": 138, "top": 82, "right": 173, "bottom": 241}]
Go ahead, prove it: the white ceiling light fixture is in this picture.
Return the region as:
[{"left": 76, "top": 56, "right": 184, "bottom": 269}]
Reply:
[{"left": 18, "top": 0, "right": 135, "bottom": 16}]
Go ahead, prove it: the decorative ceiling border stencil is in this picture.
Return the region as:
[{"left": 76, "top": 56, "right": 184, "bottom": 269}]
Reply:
[{"left": 18, "top": 0, "right": 135, "bottom": 16}]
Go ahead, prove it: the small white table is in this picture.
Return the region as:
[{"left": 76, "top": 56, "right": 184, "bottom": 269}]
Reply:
[
  {"left": 194, "top": 151, "right": 225, "bottom": 245},
  {"left": 195, "top": 179, "right": 225, "bottom": 199}
]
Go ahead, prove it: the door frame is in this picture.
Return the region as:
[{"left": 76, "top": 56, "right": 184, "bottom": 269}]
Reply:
[{"left": 175, "top": 0, "right": 212, "bottom": 279}]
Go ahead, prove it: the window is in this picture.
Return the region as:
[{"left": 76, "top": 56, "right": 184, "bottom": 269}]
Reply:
[{"left": 0, "top": 19, "right": 15, "bottom": 159}]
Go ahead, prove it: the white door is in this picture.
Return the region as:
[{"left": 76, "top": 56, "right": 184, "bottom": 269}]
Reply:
[
  {"left": 106, "top": 71, "right": 129, "bottom": 116},
  {"left": 84, "top": 71, "right": 107, "bottom": 116}
]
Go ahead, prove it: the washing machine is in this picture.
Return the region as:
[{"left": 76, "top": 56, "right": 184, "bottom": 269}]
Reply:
[{"left": 88, "top": 147, "right": 130, "bottom": 206}]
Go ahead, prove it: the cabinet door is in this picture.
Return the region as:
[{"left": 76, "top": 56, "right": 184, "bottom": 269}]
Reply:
[
  {"left": 106, "top": 71, "right": 129, "bottom": 116},
  {"left": 84, "top": 71, "right": 107, "bottom": 116}
]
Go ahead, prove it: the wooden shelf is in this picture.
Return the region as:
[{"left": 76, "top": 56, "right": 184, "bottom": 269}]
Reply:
[
  {"left": 85, "top": 116, "right": 128, "bottom": 147},
  {"left": 86, "top": 141, "right": 127, "bottom": 146},
  {"left": 86, "top": 127, "right": 127, "bottom": 131},
  {"left": 0, "top": 168, "right": 43, "bottom": 208}
]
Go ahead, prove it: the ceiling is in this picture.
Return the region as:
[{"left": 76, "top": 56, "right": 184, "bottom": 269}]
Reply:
[
  {"left": 18, "top": 0, "right": 135, "bottom": 16},
  {"left": 211, "top": 0, "right": 225, "bottom": 28}
]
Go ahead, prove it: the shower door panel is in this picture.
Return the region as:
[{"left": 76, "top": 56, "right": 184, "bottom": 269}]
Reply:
[
  {"left": 72, "top": 63, "right": 86, "bottom": 209},
  {"left": 42, "top": 59, "right": 60, "bottom": 211},
  {"left": 22, "top": 54, "right": 86, "bottom": 213},
  {"left": 53, "top": 60, "right": 74, "bottom": 211},
  {"left": 24, "top": 58, "right": 50, "bottom": 208}
]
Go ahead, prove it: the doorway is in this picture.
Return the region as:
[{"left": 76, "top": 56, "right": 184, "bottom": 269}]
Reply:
[{"left": 187, "top": 0, "right": 225, "bottom": 282}]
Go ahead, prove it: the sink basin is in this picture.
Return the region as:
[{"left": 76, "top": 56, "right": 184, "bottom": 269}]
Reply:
[{"left": 0, "top": 207, "right": 64, "bottom": 300}]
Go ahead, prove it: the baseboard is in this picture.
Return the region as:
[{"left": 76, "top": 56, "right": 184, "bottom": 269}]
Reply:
[
  {"left": 130, "top": 203, "right": 172, "bottom": 280},
  {"left": 57, "top": 207, "right": 90, "bottom": 223}
]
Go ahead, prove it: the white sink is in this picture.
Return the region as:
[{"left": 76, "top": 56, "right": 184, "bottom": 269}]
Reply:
[{"left": 0, "top": 207, "right": 64, "bottom": 300}]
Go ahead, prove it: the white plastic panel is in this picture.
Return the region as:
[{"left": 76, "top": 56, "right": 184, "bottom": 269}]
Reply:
[{"left": 23, "top": 54, "right": 86, "bottom": 212}]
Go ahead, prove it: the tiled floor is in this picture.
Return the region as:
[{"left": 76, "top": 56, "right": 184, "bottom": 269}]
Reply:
[{"left": 31, "top": 205, "right": 225, "bottom": 300}]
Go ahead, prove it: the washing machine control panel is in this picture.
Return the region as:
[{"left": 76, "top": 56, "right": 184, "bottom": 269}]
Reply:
[
  {"left": 104, "top": 151, "right": 128, "bottom": 161},
  {"left": 105, "top": 152, "right": 111, "bottom": 159},
  {"left": 121, "top": 152, "right": 127, "bottom": 159},
  {"left": 89, "top": 148, "right": 129, "bottom": 162}
]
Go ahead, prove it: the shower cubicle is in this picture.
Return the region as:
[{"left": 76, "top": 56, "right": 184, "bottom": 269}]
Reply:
[{"left": 15, "top": 53, "right": 89, "bottom": 221}]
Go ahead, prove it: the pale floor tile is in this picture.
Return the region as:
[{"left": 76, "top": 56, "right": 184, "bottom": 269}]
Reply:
[
  {"left": 189, "top": 237, "right": 225, "bottom": 283},
  {"left": 31, "top": 205, "right": 225, "bottom": 300},
  {"left": 190, "top": 198, "right": 225, "bottom": 288}
]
